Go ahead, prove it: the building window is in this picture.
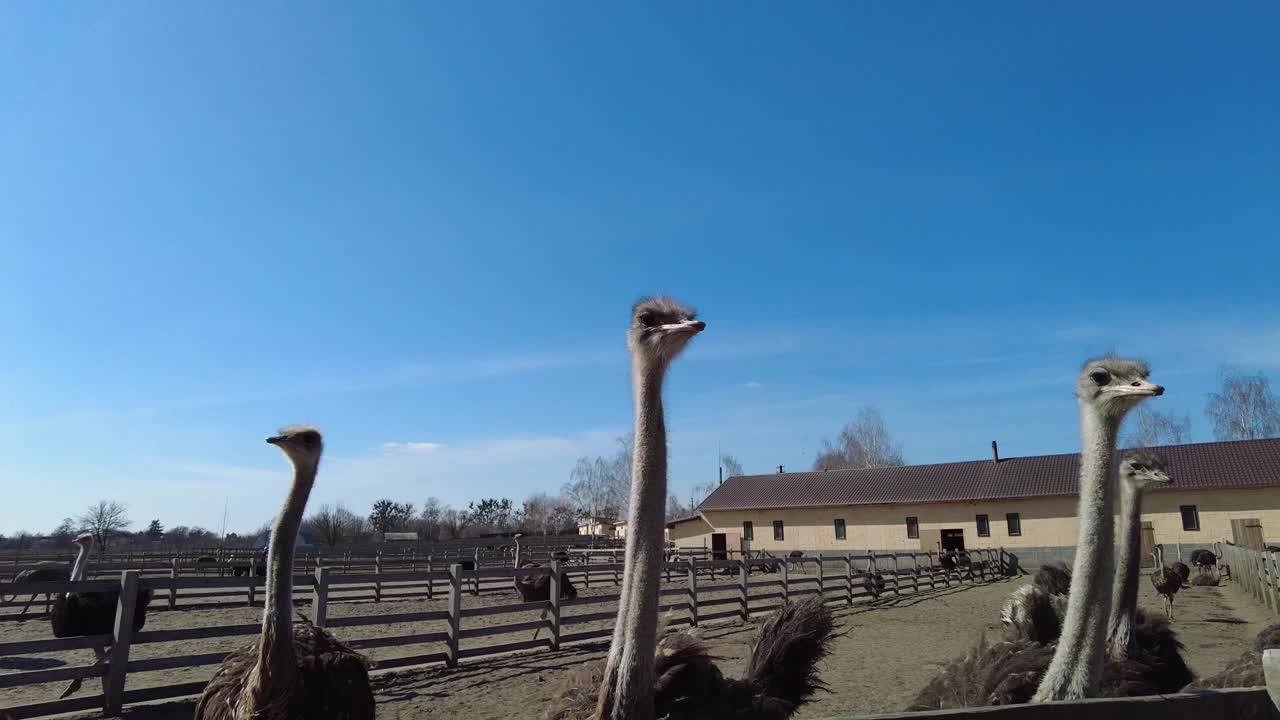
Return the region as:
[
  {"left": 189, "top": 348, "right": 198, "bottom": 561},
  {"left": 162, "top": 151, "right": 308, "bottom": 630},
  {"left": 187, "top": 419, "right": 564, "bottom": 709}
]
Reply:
[
  {"left": 976, "top": 514, "right": 990, "bottom": 538},
  {"left": 773, "top": 520, "right": 784, "bottom": 541},
  {"left": 1180, "top": 505, "right": 1200, "bottom": 532},
  {"left": 906, "top": 516, "right": 919, "bottom": 539},
  {"left": 743, "top": 521, "right": 754, "bottom": 541},
  {"left": 834, "top": 518, "right": 846, "bottom": 540},
  {"left": 1006, "top": 513, "right": 1022, "bottom": 537}
]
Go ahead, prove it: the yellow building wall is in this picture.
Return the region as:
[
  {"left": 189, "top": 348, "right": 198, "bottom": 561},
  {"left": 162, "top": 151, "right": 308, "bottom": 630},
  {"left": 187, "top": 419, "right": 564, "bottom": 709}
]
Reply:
[
  {"left": 668, "top": 516, "right": 714, "bottom": 546},
  {"left": 693, "top": 487, "right": 1280, "bottom": 551}
]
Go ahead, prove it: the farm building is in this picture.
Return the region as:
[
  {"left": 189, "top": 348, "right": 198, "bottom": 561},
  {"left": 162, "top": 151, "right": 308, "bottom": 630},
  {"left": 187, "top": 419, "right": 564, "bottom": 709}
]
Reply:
[
  {"left": 577, "top": 516, "right": 620, "bottom": 537},
  {"left": 678, "top": 438, "right": 1280, "bottom": 556}
]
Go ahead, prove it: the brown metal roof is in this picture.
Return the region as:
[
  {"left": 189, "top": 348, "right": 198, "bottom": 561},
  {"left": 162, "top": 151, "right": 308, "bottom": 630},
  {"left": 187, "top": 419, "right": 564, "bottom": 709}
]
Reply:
[{"left": 696, "top": 438, "right": 1280, "bottom": 512}]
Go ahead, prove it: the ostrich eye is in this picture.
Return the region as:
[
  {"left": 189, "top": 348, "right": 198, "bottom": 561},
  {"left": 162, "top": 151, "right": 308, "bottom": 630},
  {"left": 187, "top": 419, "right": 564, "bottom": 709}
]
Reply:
[
  {"left": 1089, "top": 370, "right": 1110, "bottom": 385},
  {"left": 637, "top": 312, "right": 655, "bottom": 327}
]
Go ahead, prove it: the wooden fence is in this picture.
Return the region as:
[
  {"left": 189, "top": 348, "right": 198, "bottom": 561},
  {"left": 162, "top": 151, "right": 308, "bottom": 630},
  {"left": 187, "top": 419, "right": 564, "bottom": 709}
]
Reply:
[
  {"left": 0, "top": 549, "right": 1007, "bottom": 718},
  {"left": 1218, "top": 541, "right": 1280, "bottom": 616}
]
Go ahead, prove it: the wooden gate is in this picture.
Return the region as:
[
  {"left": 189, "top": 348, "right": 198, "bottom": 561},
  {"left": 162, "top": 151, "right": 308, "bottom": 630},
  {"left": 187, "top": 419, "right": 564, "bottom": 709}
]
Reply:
[
  {"left": 1232, "top": 518, "right": 1266, "bottom": 551},
  {"left": 1140, "top": 521, "right": 1156, "bottom": 568}
]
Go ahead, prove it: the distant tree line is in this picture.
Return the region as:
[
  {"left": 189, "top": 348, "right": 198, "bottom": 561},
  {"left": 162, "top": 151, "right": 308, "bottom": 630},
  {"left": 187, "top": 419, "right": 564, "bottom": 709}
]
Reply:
[{"left": 5, "top": 367, "right": 1277, "bottom": 549}]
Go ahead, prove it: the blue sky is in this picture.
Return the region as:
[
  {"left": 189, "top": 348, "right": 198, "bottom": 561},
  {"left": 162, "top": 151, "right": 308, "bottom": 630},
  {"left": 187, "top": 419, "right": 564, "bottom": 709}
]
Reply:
[{"left": 2, "top": 3, "right": 1278, "bottom": 535}]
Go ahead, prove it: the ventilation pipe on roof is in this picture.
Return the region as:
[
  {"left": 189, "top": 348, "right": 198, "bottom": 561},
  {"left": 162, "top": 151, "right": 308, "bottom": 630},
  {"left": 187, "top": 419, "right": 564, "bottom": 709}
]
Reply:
[
  {"left": 992, "top": 440, "right": 1000, "bottom": 464},
  {"left": 777, "top": 465, "right": 785, "bottom": 474}
]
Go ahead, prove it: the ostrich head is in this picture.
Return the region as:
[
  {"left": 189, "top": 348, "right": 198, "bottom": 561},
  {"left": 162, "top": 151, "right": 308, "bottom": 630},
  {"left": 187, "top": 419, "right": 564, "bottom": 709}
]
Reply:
[
  {"left": 1120, "top": 450, "right": 1171, "bottom": 492},
  {"left": 266, "top": 425, "right": 324, "bottom": 469},
  {"left": 627, "top": 296, "right": 705, "bottom": 366},
  {"left": 1076, "top": 357, "right": 1163, "bottom": 419},
  {"left": 73, "top": 533, "right": 94, "bottom": 549}
]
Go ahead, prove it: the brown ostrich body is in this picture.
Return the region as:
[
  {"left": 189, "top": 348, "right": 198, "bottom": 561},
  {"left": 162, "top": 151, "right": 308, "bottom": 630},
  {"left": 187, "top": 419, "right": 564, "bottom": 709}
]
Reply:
[
  {"left": 51, "top": 533, "right": 154, "bottom": 697},
  {"left": 511, "top": 535, "right": 578, "bottom": 640},
  {"left": 194, "top": 426, "right": 374, "bottom": 720},
  {"left": 7, "top": 562, "right": 70, "bottom": 616}
]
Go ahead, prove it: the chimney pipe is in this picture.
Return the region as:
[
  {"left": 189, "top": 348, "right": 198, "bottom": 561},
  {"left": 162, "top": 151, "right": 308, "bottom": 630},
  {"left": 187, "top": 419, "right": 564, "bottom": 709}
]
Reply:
[
  {"left": 777, "top": 465, "right": 785, "bottom": 474},
  {"left": 991, "top": 440, "right": 999, "bottom": 464}
]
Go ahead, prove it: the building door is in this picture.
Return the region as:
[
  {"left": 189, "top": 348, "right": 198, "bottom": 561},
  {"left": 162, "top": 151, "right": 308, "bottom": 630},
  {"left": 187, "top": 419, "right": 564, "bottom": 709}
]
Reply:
[
  {"left": 1140, "top": 521, "right": 1156, "bottom": 568},
  {"left": 1232, "top": 518, "right": 1265, "bottom": 551},
  {"left": 711, "top": 533, "right": 728, "bottom": 562},
  {"left": 940, "top": 529, "right": 965, "bottom": 552}
]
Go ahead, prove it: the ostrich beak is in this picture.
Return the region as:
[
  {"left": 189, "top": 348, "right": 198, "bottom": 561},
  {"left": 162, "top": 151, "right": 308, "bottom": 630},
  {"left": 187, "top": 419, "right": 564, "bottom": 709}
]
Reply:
[
  {"left": 1115, "top": 378, "right": 1163, "bottom": 397},
  {"left": 661, "top": 320, "right": 706, "bottom": 335},
  {"left": 266, "top": 436, "right": 283, "bottom": 445}
]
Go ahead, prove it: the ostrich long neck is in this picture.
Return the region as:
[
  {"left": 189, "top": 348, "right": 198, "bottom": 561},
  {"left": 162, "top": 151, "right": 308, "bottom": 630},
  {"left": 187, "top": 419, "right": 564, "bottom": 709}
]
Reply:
[
  {"left": 596, "top": 361, "right": 667, "bottom": 720},
  {"left": 67, "top": 543, "right": 91, "bottom": 598},
  {"left": 1034, "top": 408, "right": 1120, "bottom": 701},
  {"left": 253, "top": 456, "right": 316, "bottom": 693},
  {"left": 1107, "top": 479, "right": 1145, "bottom": 657}
]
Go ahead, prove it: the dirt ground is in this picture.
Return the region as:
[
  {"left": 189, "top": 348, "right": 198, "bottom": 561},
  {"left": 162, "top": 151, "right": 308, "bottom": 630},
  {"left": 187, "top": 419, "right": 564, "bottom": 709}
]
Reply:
[{"left": 3, "top": 573, "right": 1274, "bottom": 719}]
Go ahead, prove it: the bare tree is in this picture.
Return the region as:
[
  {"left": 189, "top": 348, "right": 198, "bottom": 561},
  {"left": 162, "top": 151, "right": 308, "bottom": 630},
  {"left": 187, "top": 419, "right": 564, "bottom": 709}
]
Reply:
[
  {"left": 813, "top": 407, "right": 905, "bottom": 471},
  {"left": 78, "top": 500, "right": 131, "bottom": 551},
  {"left": 439, "top": 509, "right": 462, "bottom": 540},
  {"left": 417, "top": 497, "right": 447, "bottom": 541},
  {"left": 562, "top": 455, "right": 625, "bottom": 523},
  {"left": 303, "top": 503, "right": 362, "bottom": 549},
  {"left": 666, "top": 494, "right": 694, "bottom": 522},
  {"left": 518, "top": 493, "right": 555, "bottom": 535},
  {"left": 51, "top": 517, "right": 79, "bottom": 545},
  {"left": 1122, "top": 406, "right": 1193, "bottom": 448},
  {"left": 719, "top": 453, "right": 744, "bottom": 479},
  {"left": 1205, "top": 368, "right": 1280, "bottom": 441}
]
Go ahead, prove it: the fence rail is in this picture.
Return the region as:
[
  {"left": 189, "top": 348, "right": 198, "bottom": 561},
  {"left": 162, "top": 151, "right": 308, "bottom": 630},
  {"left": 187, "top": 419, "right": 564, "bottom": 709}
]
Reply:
[{"left": 0, "top": 548, "right": 1009, "bottom": 719}]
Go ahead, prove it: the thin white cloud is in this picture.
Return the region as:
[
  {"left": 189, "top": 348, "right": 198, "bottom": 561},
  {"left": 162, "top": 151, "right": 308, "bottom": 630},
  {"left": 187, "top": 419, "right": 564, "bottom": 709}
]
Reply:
[
  {"left": 744, "top": 381, "right": 763, "bottom": 389},
  {"left": 381, "top": 441, "right": 446, "bottom": 452}
]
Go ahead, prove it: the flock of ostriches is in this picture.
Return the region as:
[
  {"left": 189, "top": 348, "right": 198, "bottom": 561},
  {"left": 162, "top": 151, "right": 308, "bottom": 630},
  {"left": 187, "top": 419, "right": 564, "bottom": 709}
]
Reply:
[{"left": 29, "top": 296, "right": 1280, "bottom": 720}]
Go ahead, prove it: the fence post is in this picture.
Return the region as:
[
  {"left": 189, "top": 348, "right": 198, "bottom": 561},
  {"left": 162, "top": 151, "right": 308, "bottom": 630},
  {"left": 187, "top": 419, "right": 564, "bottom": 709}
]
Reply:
[
  {"left": 889, "top": 555, "right": 899, "bottom": 595},
  {"left": 999, "top": 546, "right": 1006, "bottom": 576},
  {"left": 613, "top": 550, "right": 621, "bottom": 586},
  {"left": 427, "top": 555, "right": 434, "bottom": 600},
  {"left": 313, "top": 566, "right": 329, "bottom": 628},
  {"left": 687, "top": 558, "right": 699, "bottom": 627},
  {"left": 816, "top": 553, "right": 825, "bottom": 602},
  {"left": 447, "top": 563, "right": 462, "bottom": 667},
  {"left": 168, "top": 558, "right": 179, "bottom": 610},
  {"left": 739, "top": 559, "right": 750, "bottom": 621},
  {"left": 845, "top": 554, "right": 854, "bottom": 606},
  {"left": 549, "top": 562, "right": 562, "bottom": 651},
  {"left": 781, "top": 557, "right": 790, "bottom": 603},
  {"left": 103, "top": 570, "right": 140, "bottom": 715},
  {"left": 374, "top": 551, "right": 383, "bottom": 603}
]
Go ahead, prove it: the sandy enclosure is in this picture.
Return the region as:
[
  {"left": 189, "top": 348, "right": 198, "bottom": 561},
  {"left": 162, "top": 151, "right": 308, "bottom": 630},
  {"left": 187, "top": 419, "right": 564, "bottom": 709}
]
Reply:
[{"left": 2, "top": 573, "right": 1274, "bottom": 719}]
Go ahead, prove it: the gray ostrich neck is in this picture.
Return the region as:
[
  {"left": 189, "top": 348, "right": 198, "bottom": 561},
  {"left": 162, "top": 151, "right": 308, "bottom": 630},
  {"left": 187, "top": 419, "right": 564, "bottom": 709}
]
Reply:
[
  {"left": 597, "top": 361, "right": 667, "bottom": 720},
  {"left": 68, "top": 543, "right": 91, "bottom": 596},
  {"left": 1107, "top": 480, "right": 1144, "bottom": 656},
  {"left": 257, "top": 457, "right": 316, "bottom": 681},
  {"left": 1034, "top": 408, "right": 1120, "bottom": 701}
]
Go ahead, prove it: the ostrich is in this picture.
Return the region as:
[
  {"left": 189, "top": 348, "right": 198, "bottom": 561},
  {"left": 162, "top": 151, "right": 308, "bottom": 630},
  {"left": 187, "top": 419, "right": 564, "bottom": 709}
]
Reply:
[
  {"left": 52, "top": 532, "right": 154, "bottom": 697},
  {"left": 194, "top": 426, "right": 374, "bottom": 720},
  {"left": 1149, "top": 546, "right": 1181, "bottom": 620},
  {"left": 511, "top": 534, "right": 578, "bottom": 640},
  {"left": 1033, "top": 563, "right": 1072, "bottom": 596},
  {"left": 590, "top": 296, "right": 706, "bottom": 720},
  {"left": 1170, "top": 560, "right": 1191, "bottom": 586},
  {"left": 578, "top": 297, "right": 834, "bottom": 720},
  {"left": 457, "top": 547, "right": 481, "bottom": 595},
  {"left": 1190, "top": 548, "right": 1217, "bottom": 575},
  {"left": 909, "top": 358, "right": 1164, "bottom": 708},
  {"left": 998, "top": 452, "right": 1191, "bottom": 691},
  {"left": 549, "top": 594, "right": 834, "bottom": 720},
  {"left": 5, "top": 561, "right": 70, "bottom": 616}
]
